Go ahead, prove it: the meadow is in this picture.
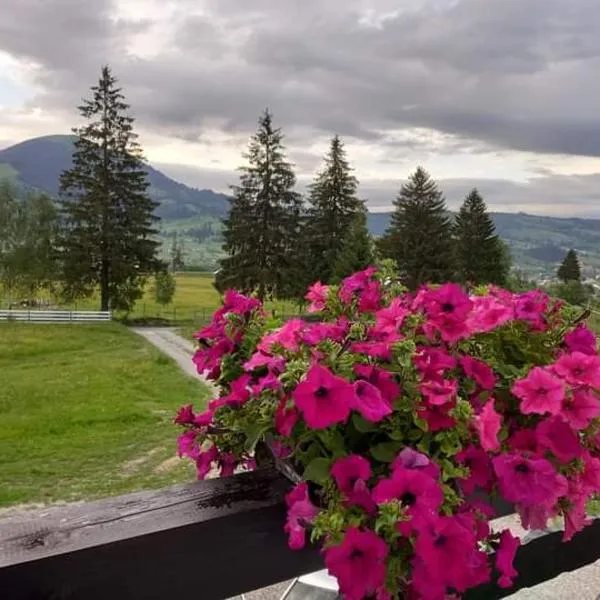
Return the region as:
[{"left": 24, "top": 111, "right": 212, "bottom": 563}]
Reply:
[
  {"left": 1, "top": 271, "right": 301, "bottom": 324},
  {"left": 0, "top": 322, "right": 210, "bottom": 507}
]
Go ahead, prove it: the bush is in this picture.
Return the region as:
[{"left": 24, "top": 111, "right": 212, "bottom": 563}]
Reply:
[{"left": 176, "top": 268, "right": 600, "bottom": 599}]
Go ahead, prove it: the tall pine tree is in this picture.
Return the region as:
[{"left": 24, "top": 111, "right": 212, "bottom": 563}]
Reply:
[
  {"left": 453, "top": 188, "right": 509, "bottom": 285},
  {"left": 217, "top": 110, "right": 302, "bottom": 300},
  {"left": 557, "top": 249, "right": 582, "bottom": 283},
  {"left": 379, "top": 167, "right": 454, "bottom": 290},
  {"left": 58, "top": 66, "right": 160, "bottom": 311},
  {"left": 305, "top": 135, "right": 365, "bottom": 283},
  {"left": 332, "top": 211, "right": 374, "bottom": 282}
]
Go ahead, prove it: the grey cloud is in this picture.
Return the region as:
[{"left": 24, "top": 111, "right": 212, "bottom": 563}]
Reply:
[
  {"left": 156, "top": 159, "right": 600, "bottom": 219},
  {"left": 2, "top": 0, "right": 600, "bottom": 158}
]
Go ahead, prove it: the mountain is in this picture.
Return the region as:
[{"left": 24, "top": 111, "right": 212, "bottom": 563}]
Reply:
[
  {"left": 367, "top": 211, "right": 600, "bottom": 279},
  {"left": 0, "top": 135, "right": 229, "bottom": 219}
]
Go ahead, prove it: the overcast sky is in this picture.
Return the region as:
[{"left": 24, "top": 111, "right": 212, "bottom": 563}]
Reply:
[{"left": 2, "top": 0, "right": 600, "bottom": 215}]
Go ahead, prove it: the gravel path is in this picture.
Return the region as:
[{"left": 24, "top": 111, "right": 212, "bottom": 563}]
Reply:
[{"left": 131, "top": 327, "right": 600, "bottom": 600}]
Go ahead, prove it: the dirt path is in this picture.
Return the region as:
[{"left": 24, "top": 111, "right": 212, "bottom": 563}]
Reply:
[{"left": 130, "top": 327, "right": 216, "bottom": 392}]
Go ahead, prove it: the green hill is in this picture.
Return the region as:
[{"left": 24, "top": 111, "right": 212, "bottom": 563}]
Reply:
[{"left": 0, "top": 135, "right": 229, "bottom": 219}]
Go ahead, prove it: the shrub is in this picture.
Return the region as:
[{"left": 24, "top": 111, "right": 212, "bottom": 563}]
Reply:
[{"left": 176, "top": 268, "right": 600, "bottom": 599}]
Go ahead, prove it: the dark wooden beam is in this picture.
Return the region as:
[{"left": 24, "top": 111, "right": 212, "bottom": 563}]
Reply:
[
  {"left": 1, "top": 469, "right": 599, "bottom": 600},
  {"left": 0, "top": 469, "right": 323, "bottom": 600}
]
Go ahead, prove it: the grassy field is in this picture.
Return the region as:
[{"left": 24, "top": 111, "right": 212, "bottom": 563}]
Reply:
[
  {"left": 1, "top": 272, "right": 301, "bottom": 324},
  {"left": 0, "top": 322, "right": 210, "bottom": 507}
]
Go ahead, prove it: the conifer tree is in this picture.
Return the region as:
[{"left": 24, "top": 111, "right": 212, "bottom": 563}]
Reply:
[
  {"left": 305, "top": 135, "right": 365, "bottom": 283},
  {"left": 557, "top": 249, "right": 582, "bottom": 283},
  {"left": 378, "top": 167, "right": 454, "bottom": 290},
  {"left": 58, "top": 65, "right": 160, "bottom": 311},
  {"left": 453, "top": 188, "right": 509, "bottom": 285},
  {"left": 332, "top": 211, "right": 374, "bottom": 282},
  {"left": 217, "top": 110, "right": 302, "bottom": 300}
]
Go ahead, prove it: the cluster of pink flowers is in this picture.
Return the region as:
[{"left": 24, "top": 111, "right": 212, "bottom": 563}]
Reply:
[{"left": 176, "top": 267, "right": 600, "bottom": 600}]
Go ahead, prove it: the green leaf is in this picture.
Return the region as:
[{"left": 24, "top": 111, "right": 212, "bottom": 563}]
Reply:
[
  {"left": 243, "top": 422, "right": 270, "bottom": 452},
  {"left": 303, "top": 457, "right": 333, "bottom": 485},
  {"left": 370, "top": 441, "right": 402, "bottom": 463},
  {"left": 352, "top": 413, "right": 377, "bottom": 433}
]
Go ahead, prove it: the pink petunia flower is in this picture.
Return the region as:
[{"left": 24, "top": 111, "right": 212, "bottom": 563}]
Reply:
[
  {"left": 193, "top": 408, "right": 215, "bottom": 427},
  {"left": 496, "top": 530, "right": 520, "bottom": 588},
  {"left": 243, "top": 351, "right": 286, "bottom": 374},
  {"left": 561, "top": 388, "right": 600, "bottom": 430},
  {"left": 511, "top": 366, "right": 565, "bottom": 415},
  {"left": 324, "top": 527, "right": 388, "bottom": 600},
  {"left": 420, "top": 377, "right": 458, "bottom": 406},
  {"left": 423, "top": 283, "right": 473, "bottom": 320},
  {"left": 305, "top": 281, "right": 329, "bottom": 313},
  {"left": 331, "top": 455, "right": 375, "bottom": 512},
  {"left": 301, "top": 320, "right": 348, "bottom": 345},
  {"left": 292, "top": 364, "right": 352, "bottom": 429},
  {"left": 418, "top": 402, "right": 456, "bottom": 431},
  {"left": 460, "top": 355, "right": 497, "bottom": 390},
  {"left": 456, "top": 445, "right": 493, "bottom": 495},
  {"left": 374, "top": 297, "right": 410, "bottom": 334},
  {"left": 339, "top": 267, "right": 378, "bottom": 305},
  {"left": 412, "top": 515, "right": 490, "bottom": 597},
  {"left": 425, "top": 314, "right": 472, "bottom": 344},
  {"left": 174, "top": 404, "right": 195, "bottom": 425},
  {"left": 391, "top": 447, "right": 441, "bottom": 480},
  {"left": 177, "top": 429, "right": 200, "bottom": 460},
  {"left": 514, "top": 290, "right": 549, "bottom": 326},
  {"left": 473, "top": 399, "right": 502, "bottom": 452},
  {"left": 275, "top": 397, "right": 298, "bottom": 437},
  {"left": 358, "top": 279, "right": 382, "bottom": 313},
  {"left": 492, "top": 453, "right": 568, "bottom": 506},
  {"left": 354, "top": 364, "right": 400, "bottom": 405},
  {"left": 258, "top": 319, "right": 305, "bottom": 353},
  {"left": 507, "top": 428, "right": 541, "bottom": 456},
  {"left": 372, "top": 467, "right": 443, "bottom": 534},
  {"left": 195, "top": 445, "right": 219, "bottom": 480},
  {"left": 553, "top": 352, "right": 600, "bottom": 388},
  {"left": 351, "top": 380, "right": 393, "bottom": 423},
  {"left": 350, "top": 340, "right": 394, "bottom": 361},
  {"left": 535, "top": 416, "right": 582, "bottom": 463},
  {"left": 467, "top": 295, "right": 513, "bottom": 334},
  {"left": 413, "top": 347, "right": 457, "bottom": 378},
  {"left": 284, "top": 482, "right": 319, "bottom": 550},
  {"left": 565, "top": 324, "right": 597, "bottom": 355}
]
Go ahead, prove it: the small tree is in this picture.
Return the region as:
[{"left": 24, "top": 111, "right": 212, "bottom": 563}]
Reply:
[
  {"left": 170, "top": 233, "right": 185, "bottom": 271},
  {"left": 557, "top": 249, "right": 582, "bottom": 283},
  {"left": 154, "top": 269, "right": 176, "bottom": 306},
  {"left": 453, "top": 188, "right": 509, "bottom": 286},
  {"left": 332, "top": 211, "right": 374, "bottom": 282},
  {"left": 378, "top": 167, "right": 454, "bottom": 290}
]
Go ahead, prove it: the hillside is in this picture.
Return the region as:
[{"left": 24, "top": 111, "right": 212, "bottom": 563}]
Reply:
[
  {"left": 0, "top": 135, "right": 229, "bottom": 219},
  {"left": 2, "top": 135, "right": 599, "bottom": 276},
  {"left": 367, "top": 212, "right": 600, "bottom": 279}
]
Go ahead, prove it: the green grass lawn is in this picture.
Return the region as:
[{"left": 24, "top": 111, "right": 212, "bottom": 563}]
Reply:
[
  {"left": 0, "top": 322, "right": 210, "bottom": 507},
  {"left": 1, "top": 272, "right": 301, "bottom": 324}
]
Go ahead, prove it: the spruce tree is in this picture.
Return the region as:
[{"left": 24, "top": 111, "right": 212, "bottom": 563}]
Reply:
[
  {"left": 305, "top": 135, "right": 365, "bottom": 283},
  {"left": 58, "top": 65, "right": 160, "bottom": 311},
  {"left": 453, "top": 188, "right": 509, "bottom": 286},
  {"left": 379, "top": 167, "right": 454, "bottom": 290},
  {"left": 218, "top": 110, "right": 302, "bottom": 300},
  {"left": 557, "top": 249, "right": 582, "bottom": 283},
  {"left": 332, "top": 211, "right": 374, "bottom": 282}
]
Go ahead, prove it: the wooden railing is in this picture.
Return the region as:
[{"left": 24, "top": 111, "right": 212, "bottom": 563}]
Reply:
[
  {"left": 1, "top": 469, "right": 600, "bottom": 599},
  {"left": 0, "top": 310, "right": 112, "bottom": 322}
]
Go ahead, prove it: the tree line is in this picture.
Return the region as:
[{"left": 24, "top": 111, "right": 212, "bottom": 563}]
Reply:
[{"left": 217, "top": 110, "right": 510, "bottom": 300}]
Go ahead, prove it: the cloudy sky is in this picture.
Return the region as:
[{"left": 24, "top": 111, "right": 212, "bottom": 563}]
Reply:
[{"left": 2, "top": 0, "right": 600, "bottom": 215}]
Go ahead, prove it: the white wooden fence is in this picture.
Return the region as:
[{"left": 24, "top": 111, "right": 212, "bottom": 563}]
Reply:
[{"left": 0, "top": 310, "right": 112, "bottom": 322}]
